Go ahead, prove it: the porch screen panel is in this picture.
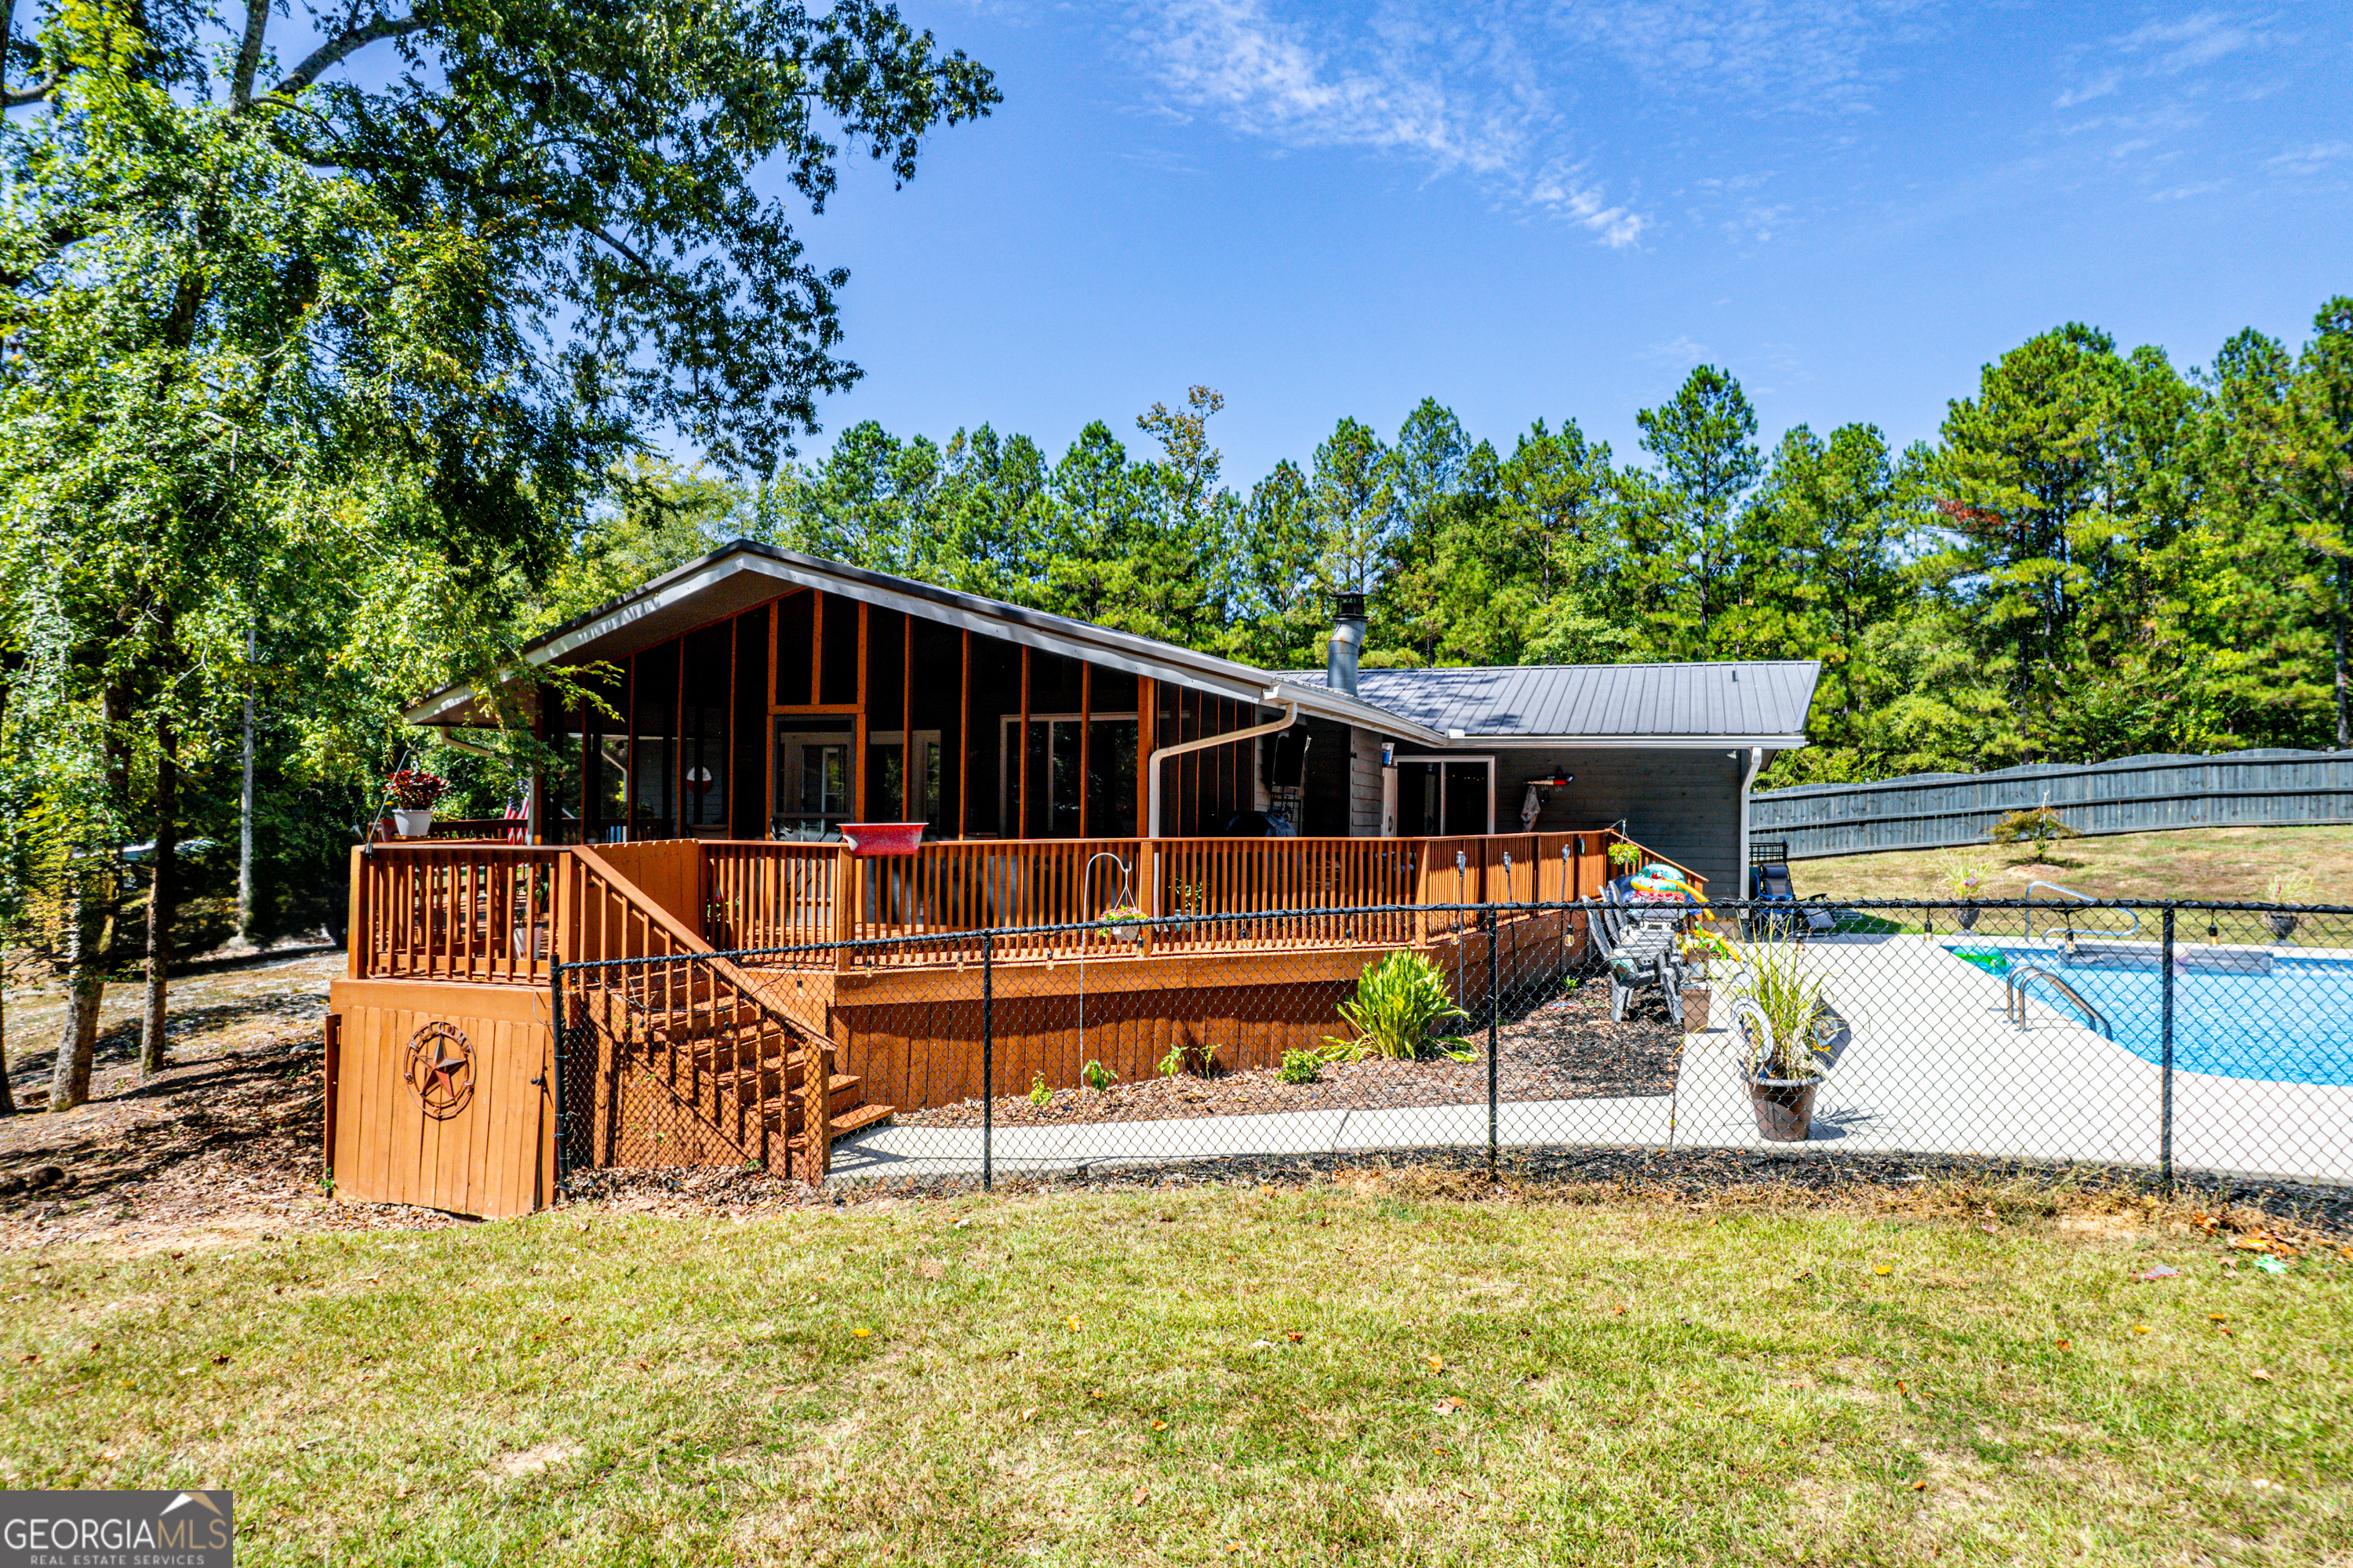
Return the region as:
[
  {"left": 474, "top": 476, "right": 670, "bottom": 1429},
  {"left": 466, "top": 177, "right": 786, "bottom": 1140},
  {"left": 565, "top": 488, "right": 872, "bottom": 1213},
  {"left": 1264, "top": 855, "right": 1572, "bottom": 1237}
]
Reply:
[
  {"left": 966, "top": 636, "right": 1021, "bottom": 835},
  {"left": 545, "top": 700, "right": 584, "bottom": 844},
  {"left": 732, "top": 609, "right": 767, "bottom": 839},
  {"left": 584, "top": 666, "right": 626, "bottom": 842},
  {"left": 911, "top": 617, "right": 963, "bottom": 835},
  {"left": 680, "top": 624, "right": 729, "bottom": 833},
  {"left": 775, "top": 589, "right": 815, "bottom": 705},
  {"left": 817, "top": 591, "right": 859, "bottom": 705},
  {"left": 631, "top": 641, "right": 678, "bottom": 835}
]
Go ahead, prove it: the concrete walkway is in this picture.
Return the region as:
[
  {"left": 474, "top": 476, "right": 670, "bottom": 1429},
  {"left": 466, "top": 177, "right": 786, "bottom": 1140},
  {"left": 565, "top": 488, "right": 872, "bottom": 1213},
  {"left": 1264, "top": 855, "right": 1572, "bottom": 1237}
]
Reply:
[{"left": 831, "top": 936, "right": 2353, "bottom": 1185}]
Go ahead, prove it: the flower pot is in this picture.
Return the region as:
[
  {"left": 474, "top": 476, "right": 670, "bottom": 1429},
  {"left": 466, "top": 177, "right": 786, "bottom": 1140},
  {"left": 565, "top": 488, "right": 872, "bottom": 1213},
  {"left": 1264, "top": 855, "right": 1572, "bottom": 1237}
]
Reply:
[
  {"left": 2265, "top": 911, "right": 2300, "bottom": 943},
  {"left": 390, "top": 807, "right": 435, "bottom": 839},
  {"left": 1679, "top": 986, "right": 1711, "bottom": 1033},
  {"left": 1956, "top": 905, "right": 1980, "bottom": 931},
  {"left": 1748, "top": 1077, "right": 1819, "bottom": 1142}
]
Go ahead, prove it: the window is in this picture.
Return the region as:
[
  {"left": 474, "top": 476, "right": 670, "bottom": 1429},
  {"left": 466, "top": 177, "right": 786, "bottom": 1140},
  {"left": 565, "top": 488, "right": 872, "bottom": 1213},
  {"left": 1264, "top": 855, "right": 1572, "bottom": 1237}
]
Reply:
[{"left": 1000, "top": 714, "right": 1138, "bottom": 838}]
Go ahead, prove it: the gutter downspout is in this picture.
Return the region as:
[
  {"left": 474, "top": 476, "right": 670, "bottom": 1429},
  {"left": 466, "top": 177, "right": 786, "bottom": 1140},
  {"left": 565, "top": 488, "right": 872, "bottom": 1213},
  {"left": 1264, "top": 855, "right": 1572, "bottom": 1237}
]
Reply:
[
  {"left": 1737, "top": 745, "right": 1765, "bottom": 898},
  {"left": 1146, "top": 692, "right": 1299, "bottom": 839}
]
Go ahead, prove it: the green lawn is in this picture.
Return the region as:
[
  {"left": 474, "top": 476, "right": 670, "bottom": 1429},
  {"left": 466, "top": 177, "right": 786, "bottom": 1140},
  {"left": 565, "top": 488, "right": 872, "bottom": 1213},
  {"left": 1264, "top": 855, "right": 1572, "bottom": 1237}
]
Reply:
[
  {"left": 2, "top": 1181, "right": 2347, "bottom": 1565},
  {"left": 1790, "top": 824, "right": 2353, "bottom": 908}
]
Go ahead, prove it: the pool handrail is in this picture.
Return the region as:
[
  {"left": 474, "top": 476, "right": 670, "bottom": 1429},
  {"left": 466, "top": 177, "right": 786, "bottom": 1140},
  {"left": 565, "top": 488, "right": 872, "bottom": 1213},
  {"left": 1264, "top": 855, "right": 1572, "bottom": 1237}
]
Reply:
[
  {"left": 2004, "top": 965, "right": 2115, "bottom": 1040},
  {"left": 2027, "top": 879, "right": 2140, "bottom": 942}
]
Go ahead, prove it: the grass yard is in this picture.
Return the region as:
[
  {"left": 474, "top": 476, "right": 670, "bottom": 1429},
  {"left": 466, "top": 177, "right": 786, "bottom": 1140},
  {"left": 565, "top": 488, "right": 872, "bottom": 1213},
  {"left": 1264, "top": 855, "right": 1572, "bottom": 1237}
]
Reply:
[
  {"left": 1789, "top": 824, "right": 2353, "bottom": 908},
  {"left": 2, "top": 1179, "right": 2347, "bottom": 1566}
]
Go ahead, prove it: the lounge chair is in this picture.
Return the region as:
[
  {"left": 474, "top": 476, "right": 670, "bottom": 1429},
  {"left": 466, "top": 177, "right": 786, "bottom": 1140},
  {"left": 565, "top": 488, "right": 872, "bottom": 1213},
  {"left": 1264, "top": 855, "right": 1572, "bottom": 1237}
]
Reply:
[
  {"left": 1747, "top": 862, "right": 1838, "bottom": 939},
  {"left": 1597, "top": 882, "right": 1689, "bottom": 1025}
]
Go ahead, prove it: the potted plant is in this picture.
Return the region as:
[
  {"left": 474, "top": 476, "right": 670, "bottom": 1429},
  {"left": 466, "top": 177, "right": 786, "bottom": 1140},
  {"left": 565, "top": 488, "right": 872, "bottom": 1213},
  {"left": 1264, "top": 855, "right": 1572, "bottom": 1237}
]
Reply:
[
  {"left": 1935, "top": 857, "right": 1991, "bottom": 930},
  {"left": 1733, "top": 937, "right": 1832, "bottom": 1142},
  {"left": 384, "top": 769, "right": 448, "bottom": 839},
  {"left": 1606, "top": 840, "right": 1644, "bottom": 882},
  {"left": 2265, "top": 871, "right": 2313, "bottom": 943},
  {"left": 1095, "top": 903, "right": 1147, "bottom": 944},
  {"left": 1678, "top": 927, "right": 1738, "bottom": 1032}
]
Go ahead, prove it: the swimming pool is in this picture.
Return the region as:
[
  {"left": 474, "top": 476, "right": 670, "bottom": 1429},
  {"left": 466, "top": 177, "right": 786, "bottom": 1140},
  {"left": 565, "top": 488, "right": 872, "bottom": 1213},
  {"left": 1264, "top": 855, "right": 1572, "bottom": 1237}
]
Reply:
[{"left": 1952, "top": 943, "right": 2353, "bottom": 1086}]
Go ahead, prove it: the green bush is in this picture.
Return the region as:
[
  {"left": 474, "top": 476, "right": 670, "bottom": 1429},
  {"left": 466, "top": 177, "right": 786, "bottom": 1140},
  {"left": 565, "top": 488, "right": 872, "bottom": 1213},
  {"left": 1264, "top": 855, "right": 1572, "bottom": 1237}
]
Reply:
[
  {"left": 1277, "top": 1050, "right": 1322, "bottom": 1085},
  {"left": 1027, "top": 1071, "right": 1052, "bottom": 1108},
  {"left": 1326, "top": 951, "right": 1472, "bottom": 1061},
  {"left": 1989, "top": 806, "right": 2078, "bottom": 857},
  {"left": 1081, "top": 1059, "right": 1116, "bottom": 1091}
]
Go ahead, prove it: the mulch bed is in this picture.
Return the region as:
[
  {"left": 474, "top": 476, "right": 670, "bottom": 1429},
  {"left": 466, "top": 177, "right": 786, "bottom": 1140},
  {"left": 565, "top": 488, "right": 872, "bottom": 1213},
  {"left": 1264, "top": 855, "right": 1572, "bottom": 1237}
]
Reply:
[{"left": 902, "top": 980, "right": 1686, "bottom": 1128}]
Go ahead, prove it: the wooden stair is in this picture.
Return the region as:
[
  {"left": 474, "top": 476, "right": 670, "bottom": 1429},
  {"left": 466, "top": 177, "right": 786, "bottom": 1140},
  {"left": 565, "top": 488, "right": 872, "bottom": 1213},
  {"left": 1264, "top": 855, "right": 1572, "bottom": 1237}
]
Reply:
[{"left": 620, "top": 994, "right": 894, "bottom": 1173}]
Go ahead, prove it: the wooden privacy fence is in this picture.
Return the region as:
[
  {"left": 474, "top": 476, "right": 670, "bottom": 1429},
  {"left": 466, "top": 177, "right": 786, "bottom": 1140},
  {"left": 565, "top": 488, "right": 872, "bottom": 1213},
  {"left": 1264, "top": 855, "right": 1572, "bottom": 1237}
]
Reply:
[{"left": 1751, "top": 748, "right": 2353, "bottom": 859}]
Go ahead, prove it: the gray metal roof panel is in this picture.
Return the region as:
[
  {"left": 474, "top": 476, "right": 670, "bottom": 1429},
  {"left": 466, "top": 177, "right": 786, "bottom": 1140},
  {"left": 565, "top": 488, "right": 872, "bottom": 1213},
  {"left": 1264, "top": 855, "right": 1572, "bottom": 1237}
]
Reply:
[{"left": 1282, "top": 660, "right": 1819, "bottom": 740}]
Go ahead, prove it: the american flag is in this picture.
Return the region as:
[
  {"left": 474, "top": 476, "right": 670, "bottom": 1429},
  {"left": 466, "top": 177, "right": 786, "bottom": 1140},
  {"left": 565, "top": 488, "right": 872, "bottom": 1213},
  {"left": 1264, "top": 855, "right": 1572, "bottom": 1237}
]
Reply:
[{"left": 503, "top": 795, "right": 527, "bottom": 843}]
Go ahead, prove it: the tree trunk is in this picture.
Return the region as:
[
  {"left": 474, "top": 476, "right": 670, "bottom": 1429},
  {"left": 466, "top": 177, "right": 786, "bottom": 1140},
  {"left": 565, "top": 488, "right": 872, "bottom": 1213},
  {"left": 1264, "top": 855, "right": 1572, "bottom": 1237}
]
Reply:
[
  {"left": 140, "top": 712, "right": 176, "bottom": 1078},
  {"left": 238, "top": 623, "right": 256, "bottom": 944},
  {"left": 47, "top": 886, "right": 101, "bottom": 1111},
  {"left": 0, "top": 674, "right": 11, "bottom": 1116},
  {"left": 2337, "top": 558, "right": 2349, "bottom": 751}
]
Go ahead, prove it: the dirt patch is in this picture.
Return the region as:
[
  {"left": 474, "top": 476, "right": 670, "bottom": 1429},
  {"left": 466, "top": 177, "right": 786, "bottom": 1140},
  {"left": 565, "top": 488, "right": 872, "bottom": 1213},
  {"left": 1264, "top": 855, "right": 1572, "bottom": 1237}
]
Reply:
[
  {"left": 904, "top": 984, "right": 1685, "bottom": 1129},
  {"left": 0, "top": 951, "right": 451, "bottom": 1251},
  {"left": 486, "top": 1441, "right": 582, "bottom": 1480}
]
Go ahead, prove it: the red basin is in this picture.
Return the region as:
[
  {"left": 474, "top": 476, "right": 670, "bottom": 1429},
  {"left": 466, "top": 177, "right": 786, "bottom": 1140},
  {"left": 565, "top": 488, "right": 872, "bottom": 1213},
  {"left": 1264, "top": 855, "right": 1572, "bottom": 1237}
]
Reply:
[{"left": 840, "top": 822, "right": 927, "bottom": 857}]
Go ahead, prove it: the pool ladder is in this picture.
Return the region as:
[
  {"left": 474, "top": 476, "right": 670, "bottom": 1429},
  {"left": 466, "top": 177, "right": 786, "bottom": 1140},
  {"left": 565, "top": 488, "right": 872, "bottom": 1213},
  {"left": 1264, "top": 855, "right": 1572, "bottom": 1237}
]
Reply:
[
  {"left": 2028, "top": 880, "right": 2140, "bottom": 944},
  {"left": 2005, "top": 966, "right": 2115, "bottom": 1040}
]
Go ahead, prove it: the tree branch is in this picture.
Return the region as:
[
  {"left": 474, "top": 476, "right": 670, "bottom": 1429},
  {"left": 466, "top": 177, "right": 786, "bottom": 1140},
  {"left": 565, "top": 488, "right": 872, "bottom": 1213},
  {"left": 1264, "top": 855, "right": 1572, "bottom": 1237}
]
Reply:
[
  {"left": 229, "top": 0, "right": 271, "bottom": 107},
  {"left": 263, "top": 12, "right": 427, "bottom": 100}
]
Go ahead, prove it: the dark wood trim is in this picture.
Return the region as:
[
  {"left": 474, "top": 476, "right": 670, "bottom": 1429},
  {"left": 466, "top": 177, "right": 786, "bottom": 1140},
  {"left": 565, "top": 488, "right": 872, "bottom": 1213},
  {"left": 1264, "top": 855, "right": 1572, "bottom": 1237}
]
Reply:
[{"left": 623, "top": 653, "right": 637, "bottom": 836}]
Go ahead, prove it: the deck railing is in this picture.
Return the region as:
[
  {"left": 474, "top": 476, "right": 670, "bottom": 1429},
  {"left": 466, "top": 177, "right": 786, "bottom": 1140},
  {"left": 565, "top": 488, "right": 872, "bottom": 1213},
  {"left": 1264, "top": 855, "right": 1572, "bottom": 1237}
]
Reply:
[
  {"left": 348, "top": 842, "right": 564, "bottom": 984},
  {"left": 351, "top": 826, "right": 1697, "bottom": 978}
]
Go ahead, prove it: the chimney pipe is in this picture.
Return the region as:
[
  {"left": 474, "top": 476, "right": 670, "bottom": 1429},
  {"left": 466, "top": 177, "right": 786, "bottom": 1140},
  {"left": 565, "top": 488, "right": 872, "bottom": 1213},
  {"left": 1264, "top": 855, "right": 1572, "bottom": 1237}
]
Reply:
[{"left": 1326, "top": 591, "right": 1366, "bottom": 698}]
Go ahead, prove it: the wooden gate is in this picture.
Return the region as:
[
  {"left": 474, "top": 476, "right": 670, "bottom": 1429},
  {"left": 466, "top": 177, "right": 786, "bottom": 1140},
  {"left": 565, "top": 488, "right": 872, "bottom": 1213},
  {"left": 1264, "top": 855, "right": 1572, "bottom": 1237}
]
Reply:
[{"left": 325, "top": 979, "right": 555, "bottom": 1218}]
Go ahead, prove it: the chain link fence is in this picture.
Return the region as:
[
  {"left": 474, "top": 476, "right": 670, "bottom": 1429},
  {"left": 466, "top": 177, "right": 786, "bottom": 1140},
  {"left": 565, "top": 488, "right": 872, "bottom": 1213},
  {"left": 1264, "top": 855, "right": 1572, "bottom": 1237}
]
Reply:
[{"left": 551, "top": 897, "right": 2353, "bottom": 1206}]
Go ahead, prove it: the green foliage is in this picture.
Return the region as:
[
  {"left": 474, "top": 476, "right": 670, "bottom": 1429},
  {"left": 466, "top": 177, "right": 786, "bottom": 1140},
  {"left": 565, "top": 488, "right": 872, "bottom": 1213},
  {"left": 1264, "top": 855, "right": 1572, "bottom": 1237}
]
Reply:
[
  {"left": 1989, "top": 807, "right": 2082, "bottom": 857},
  {"left": 1027, "top": 1071, "right": 1051, "bottom": 1108},
  {"left": 1080, "top": 1059, "right": 1115, "bottom": 1093},
  {"left": 1276, "top": 1049, "right": 1323, "bottom": 1086},
  {"left": 1325, "top": 951, "right": 1471, "bottom": 1061},
  {"left": 1156, "top": 1040, "right": 1220, "bottom": 1079}
]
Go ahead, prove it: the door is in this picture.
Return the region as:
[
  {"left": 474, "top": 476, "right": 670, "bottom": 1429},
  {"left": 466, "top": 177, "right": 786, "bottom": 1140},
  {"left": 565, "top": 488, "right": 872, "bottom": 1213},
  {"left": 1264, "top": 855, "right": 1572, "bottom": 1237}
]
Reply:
[{"left": 774, "top": 722, "right": 855, "bottom": 837}]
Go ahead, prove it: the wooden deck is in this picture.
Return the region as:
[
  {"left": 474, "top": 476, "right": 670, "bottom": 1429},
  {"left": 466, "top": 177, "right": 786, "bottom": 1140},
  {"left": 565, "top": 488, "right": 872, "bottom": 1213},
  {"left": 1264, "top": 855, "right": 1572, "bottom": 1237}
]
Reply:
[{"left": 326, "top": 829, "right": 1689, "bottom": 1213}]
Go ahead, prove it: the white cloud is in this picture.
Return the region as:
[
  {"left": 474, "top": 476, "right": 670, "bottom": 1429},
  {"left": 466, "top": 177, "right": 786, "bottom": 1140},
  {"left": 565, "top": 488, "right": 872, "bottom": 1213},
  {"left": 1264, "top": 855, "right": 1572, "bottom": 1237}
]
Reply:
[
  {"left": 2268, "top": 141, "right": 2353, "bottom": 176},
  {"left": 2054, "top": 8, "right": 2278, "bottom": 111},
  {"left": 2148, "top": 179, "right": 2227, "bottom": 200}
]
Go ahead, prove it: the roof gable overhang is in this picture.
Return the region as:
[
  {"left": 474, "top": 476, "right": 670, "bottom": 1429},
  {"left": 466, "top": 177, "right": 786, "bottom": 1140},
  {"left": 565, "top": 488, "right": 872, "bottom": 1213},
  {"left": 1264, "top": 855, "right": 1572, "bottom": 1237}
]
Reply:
[{"left": 403, "top": 542, "right": 1453, "bottom": 744}]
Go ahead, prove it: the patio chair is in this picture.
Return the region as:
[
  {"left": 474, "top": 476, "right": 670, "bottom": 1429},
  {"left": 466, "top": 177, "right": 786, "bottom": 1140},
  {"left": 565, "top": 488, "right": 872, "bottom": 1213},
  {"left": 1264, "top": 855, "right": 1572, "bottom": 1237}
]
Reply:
[
  {"left": 1747, "top": 861, "right": 1838, "bottom": 940},
  {"left": 1597, "top": 882, "right": 1688, "bottom": 1026}
]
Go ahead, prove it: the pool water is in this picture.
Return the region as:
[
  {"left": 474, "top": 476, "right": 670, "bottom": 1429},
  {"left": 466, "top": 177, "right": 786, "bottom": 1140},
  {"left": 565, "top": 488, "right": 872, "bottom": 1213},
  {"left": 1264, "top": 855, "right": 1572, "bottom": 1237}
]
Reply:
[{"left": 1955, "top": 944, "right": 2353, "bottom": 1086}]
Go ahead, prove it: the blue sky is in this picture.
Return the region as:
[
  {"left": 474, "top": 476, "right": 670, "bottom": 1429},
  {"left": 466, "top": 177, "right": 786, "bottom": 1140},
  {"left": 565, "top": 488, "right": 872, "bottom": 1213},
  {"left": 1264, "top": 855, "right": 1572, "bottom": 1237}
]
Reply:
[{"left": 787, "top": 0, "right": 2351, "bottom": 482}]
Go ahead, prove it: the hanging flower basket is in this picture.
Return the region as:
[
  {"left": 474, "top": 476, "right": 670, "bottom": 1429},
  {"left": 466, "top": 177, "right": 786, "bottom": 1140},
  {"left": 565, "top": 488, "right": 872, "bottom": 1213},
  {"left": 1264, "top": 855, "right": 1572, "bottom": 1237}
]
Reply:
[{"left": 384, "top": 769, "right": 448, "bottom": 839}]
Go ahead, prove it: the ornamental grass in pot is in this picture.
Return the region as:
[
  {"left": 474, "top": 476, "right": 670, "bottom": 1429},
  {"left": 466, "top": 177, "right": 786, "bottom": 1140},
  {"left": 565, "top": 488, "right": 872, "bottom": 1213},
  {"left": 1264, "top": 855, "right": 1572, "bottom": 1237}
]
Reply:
[
  {"left": 1733, "top": 937, "right": 1832, "bottom": 1142},
  {"left": 1935, "top": 856, "right": 1991, "bottom": 931},
  {"left": 2265, "top": 871, "right": 2312, "bottom": 943}
]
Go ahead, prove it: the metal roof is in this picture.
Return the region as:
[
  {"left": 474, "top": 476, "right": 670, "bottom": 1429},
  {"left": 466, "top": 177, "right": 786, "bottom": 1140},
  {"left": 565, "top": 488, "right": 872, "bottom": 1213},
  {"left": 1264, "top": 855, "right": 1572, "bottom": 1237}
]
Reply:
[{"left": 1284, "top": 661, "right": 1820, "bottom": 744}]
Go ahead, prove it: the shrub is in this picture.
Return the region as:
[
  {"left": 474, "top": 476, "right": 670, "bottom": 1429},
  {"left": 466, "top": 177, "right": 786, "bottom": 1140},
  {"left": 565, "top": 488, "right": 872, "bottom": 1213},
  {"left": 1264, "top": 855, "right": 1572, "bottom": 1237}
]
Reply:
[
  {"left": 1157, "top": 1040, "right": 1220, "bottom": 1079},
  {"left": 1326, "top": 951, "right": 1471, "bottom": 1061},
  {"left": 1081, "top": 1058, "right": 1116, "bottom": 1092},
  {"left": 1988, "top": 806, "right": 2078, "bottom": 857},
  {"left": 1277, "top": 1050, "right": 1322, "bottom": 1085},
  {"left": 1027, "top": 1071, "right": 1052, "bottom": 1108}
]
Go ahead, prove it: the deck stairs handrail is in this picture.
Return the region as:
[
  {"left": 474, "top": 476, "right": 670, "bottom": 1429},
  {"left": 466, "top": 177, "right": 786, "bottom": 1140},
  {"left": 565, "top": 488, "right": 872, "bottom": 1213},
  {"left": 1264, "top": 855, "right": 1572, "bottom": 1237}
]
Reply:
[
  {"left": 2003, "top": 964, "right": 2115, "bottom": 1040},
  {"left": 561, "top": 845, "right": 889, "bottom": 1180}
]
